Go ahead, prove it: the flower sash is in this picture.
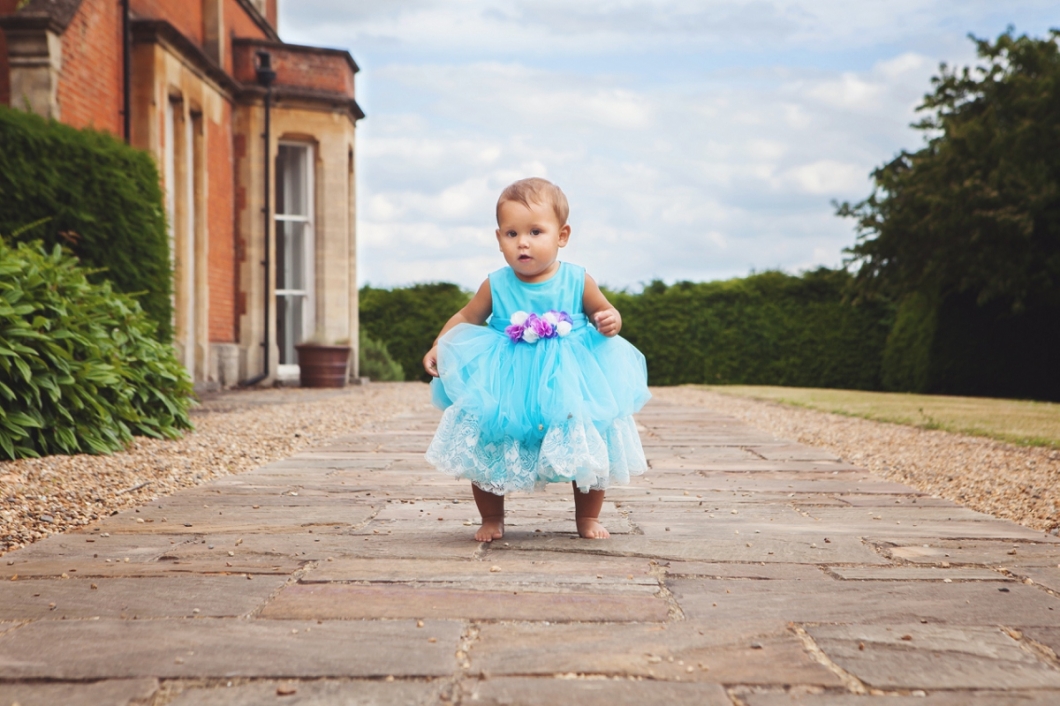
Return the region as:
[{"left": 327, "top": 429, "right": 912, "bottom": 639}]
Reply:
[{"left": 504, "top": 310, "right": 573, "bottom": 344}]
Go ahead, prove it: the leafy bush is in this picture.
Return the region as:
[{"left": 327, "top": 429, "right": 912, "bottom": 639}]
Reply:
[
  {"left": 0, "top": 237, "right": 193, "bottom": 460},
  {"left": 359, "top": 331, "right": 404, "bottom": 381},
  {"left": 880, "top": 292, "right": 937, "bottom": 393},
  {"left": 610, "top": 269, "right": 893, "bottom": 389},
  {"left": 360, "top": 283, "right": 471, "bottom": 382},
  {"left": 0, "top": 106, "right": 172, "bottom": 340}
]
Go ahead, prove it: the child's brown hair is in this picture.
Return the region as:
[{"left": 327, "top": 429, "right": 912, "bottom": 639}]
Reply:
[{"left": 496, "top": 178, "right": 570, "bottom": 226}]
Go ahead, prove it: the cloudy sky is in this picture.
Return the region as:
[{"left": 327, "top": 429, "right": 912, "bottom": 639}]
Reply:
[{"left": 279, "top": 1, "right": 1057, "bottom": 292}]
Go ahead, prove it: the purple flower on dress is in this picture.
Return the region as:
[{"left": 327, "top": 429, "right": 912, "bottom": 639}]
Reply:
[
  {"left": 527, "top": 314, "right": 554, "bottom": 340},
  {"left": 504, "top": 323, "right": 525, "bottom": 343},
  {"left": 504, "top": 309, "right": 574, "bottom": 344}
]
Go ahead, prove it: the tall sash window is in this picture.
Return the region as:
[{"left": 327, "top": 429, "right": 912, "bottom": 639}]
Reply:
[{"left": 275, "top": 143, "right": 315, "bottom": 368}]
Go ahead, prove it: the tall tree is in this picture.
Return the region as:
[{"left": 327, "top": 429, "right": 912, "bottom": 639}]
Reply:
[{"left": 839, "top": 30, "right": 1060, "bottom": 313}]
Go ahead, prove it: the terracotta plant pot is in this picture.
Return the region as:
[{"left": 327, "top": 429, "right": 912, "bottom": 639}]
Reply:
[{"left": 294, "top": 343, "right": 351, "bottom": 388}]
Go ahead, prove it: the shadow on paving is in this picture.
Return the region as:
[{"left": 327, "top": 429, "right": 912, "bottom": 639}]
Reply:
[{"left": 2, "top": 392, "right": 1060, "bottom": 705}]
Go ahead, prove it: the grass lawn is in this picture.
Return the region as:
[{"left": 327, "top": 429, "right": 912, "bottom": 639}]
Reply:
[{"left": 704, "top": 385, "right": 1060, "bottom": 449}]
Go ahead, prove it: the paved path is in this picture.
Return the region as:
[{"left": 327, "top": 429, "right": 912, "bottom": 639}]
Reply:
[{"left": 2, "top": 397, "right": 1060, "bottom": 705}]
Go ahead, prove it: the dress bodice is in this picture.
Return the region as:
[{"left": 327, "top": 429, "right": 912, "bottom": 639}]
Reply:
[{"left": 487, "top": 262, "right": 585, "bottom": 329}]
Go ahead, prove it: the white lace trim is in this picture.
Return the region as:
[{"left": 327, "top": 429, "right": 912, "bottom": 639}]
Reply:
[{"left": 425, "top": 408, "right": 647, "bottom": 495}]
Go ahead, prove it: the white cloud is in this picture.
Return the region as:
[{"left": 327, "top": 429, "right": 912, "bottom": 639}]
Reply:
[
  {"left": 782, "top": 160, "right": 870, "bottom": 196},
  {"left": 275, "top": 0, "right": 1057, "bottom": 290}
]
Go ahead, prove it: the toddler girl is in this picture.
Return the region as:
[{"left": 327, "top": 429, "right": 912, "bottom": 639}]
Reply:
[{"left": 423, "top": 178, "right": 650, "bottom": 541}]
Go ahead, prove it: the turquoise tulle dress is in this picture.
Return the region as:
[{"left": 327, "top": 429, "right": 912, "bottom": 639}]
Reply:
[{"left": 426, "top": 262, "right": 650, "bottom": 495}]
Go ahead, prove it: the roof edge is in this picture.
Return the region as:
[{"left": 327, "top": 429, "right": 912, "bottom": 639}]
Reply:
[
  {"left": 232, "top": 0, "right": 280, "bottom": 42},
  {"left": 232, "top": 37, "right": 360, "bottom": 76}
]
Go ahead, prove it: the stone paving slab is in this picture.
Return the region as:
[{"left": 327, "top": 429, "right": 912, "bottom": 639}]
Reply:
[
  {"left": 301, "top": 555, "right": 657, "bottom": 583},
  {"left": 0, "top": 619, "right": 463, "bottom": 679},
  {"left": 4, "top": 533, "right": 198, "bottom": 565},
  {"left": 491, "top": 534, "right": 890, "bottom": 564},
  {"left": 472, "top": 623, "right": 843, "bottom": 686},
  {"left": 806, "top": 624, "right": 1060, "bottom": 689},
  {"left": 0, "top": 574, "right": 286, "bottom": 619},
  {"left": 103, "top": 504, "right": 377, "bottom": 535},
  {"left": 2, "top": 392, "right": 1059, "bottom": 703},
  {"left": 743, "top": 691, "right": 1060, "bottom": 705},
  {"left": 0, "top": 678, "right": 159, "bottom": 706},
  {"left": 464, "top": 677, "right": 731, "bottom": 705},
  {"left": 166, "top": 680, "right": 446, "bottom": 705},
  {"left": 1021, "top": 627, "right": 1060, "bottom": 655},
  {"left": 0, "top": 555, "right": 303, "bottom": 579},
  {"left": 260, "top": 583, "right": 669, "bottom": 622},
  {"left": 827, "top": 566, "right": 1008, "bottom": 581},
  {"left": 886, "top": 539, "right": 1060, "bottom": 566},
  {"left": 670, "top": 577, "right": 1060, "bottom": 629},
  {"left": 1015, "top": 566, "right": 1060, "bottom": 593}
]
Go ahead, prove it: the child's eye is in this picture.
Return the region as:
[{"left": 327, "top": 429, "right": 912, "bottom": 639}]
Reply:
[
  {"left": 506, "top": 230, "right": 517, "bottom": 237},
  {"left": 531, "top": 229, "right": 541, "bottom": 236}
]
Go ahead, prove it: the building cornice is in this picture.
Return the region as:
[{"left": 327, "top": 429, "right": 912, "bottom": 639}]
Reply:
[
  {"left": 0, "top": 0, "right": 84, "bottom": 34},
  {"left": 131, "top": 19, "right": 240, "bottom": 98},
  {"left": 232, "top": 37, "right": 360, "bottom": 76},
  {"left": 239, "top": 84, "right": 365, "bottom": 123}
]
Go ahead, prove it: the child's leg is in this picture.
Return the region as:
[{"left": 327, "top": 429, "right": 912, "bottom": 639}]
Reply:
[
  {"left": 471, "top": 483, "right": 505, "bottom": 542},
  {"left": 572, "top": 482, "right": 610, "bottom": 539}
]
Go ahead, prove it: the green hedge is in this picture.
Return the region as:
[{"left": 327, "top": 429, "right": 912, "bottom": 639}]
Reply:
[
  {"left": 0, "top": 237, "right": 192, "bottom": 460},
  {"left": 0, "top": 106, "right": 172, "bottom": 341},
  {"left": 360, "top": 283, "right": 471, "bottom": 382},
  {"left": 359, "top": 331, "right": 404, "bottom": 381},
  {"left": 609, "top": 269, "right": 893, "bottom": 389},
  {"left": 359, "top": 270, "right": 892, "bottom": 390}
]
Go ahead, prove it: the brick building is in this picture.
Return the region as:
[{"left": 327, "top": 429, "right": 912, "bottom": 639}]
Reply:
[{"left": 0, "top": 0, "right": 364, "bottom": 387}]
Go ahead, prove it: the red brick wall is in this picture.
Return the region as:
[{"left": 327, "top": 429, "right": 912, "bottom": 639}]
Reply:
[
  {"left": 131, "top": 0, "right": 203, "bottom": 46},
  {"left": 56, "top": 0, "right": 123, "bottom": 134},
  {"left": 223, "top": 0, "right": 266, "bottom": 75},
  {"left": 232, "top": 43, "right": 355, "bottom": 98},
  {"left": 208, "top": 99, "right": 236, "bottom": 342},
  {"left": 265, "top": 0, "right": 276, "bottom": 31}
]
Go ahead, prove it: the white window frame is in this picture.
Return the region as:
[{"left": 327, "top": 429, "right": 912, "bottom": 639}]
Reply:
[{"left": 275, "top": 141, "right": 315, "bottom": 376}]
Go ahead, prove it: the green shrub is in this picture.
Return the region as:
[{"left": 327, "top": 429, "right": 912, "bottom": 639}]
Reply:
[
  {"left": 0, "top": 106, "right": 172, "bottom": 341},
  {"left": 880, "top": 292, "right": 937, "bottom": 392},
  {"left": 0, "top": 237, "right": 193, "bottom": 460},
  {"left": 360, "top": 283, "right": 472, "bottom": 382},
  {"left": 359, "top": 331, "right": 404, "bottom": 381},
  {"left": 610, "top": 269, "right": 893, "bottom": 389}
]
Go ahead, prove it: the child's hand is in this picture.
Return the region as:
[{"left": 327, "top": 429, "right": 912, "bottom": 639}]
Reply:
[
  {"left": 423, "top": 346, "right": 440, "bottom": 377},
  {"left": 593, "top": 308, "right": 621, "bottom": 337}
]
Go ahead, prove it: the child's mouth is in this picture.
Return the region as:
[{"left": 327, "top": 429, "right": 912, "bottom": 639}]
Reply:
[{"left": 518, "top": 255, "right": 531, "bottom": 261}]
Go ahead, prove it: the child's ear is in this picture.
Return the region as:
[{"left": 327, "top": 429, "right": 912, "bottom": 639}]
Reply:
[
  {"left": 558, "top": 223, "right": 571, "bottom": 247},
  {"left": 496, "top": 228, "right": 503, "bottom": 248}
]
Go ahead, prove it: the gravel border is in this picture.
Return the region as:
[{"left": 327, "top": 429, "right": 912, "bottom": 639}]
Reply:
[
  {"left": 0, "top": 382, "right": 431, "bottom": 556},
  {"left": 652, "top": 386, "right": 1060, "bottom": 534}
]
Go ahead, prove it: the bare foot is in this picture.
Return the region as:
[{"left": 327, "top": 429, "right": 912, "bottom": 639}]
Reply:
[
  {"left": 576, "top": 517, "right": 610, "bottom": 539},
  {"left": 475, "top": 516, "right": 505, "bottom": 542}
]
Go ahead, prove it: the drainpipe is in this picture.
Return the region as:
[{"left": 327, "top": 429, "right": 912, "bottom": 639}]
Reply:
[
  {"left": 121, "top": 0, "right": 130, "bottom": 142},
  {"left": 242, "top": 50, "right": 276, "bottom": 387}
]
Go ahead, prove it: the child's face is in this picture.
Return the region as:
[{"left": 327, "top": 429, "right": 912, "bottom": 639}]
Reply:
[{"left": 496, "top": 198, "right": 570, "bottom": 283}]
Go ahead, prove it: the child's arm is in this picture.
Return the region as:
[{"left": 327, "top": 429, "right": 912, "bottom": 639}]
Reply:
[
  {"left": 583, "top": 274, "right": 621, "bottom": 337},
  {"left": 423, "top": 279, "right": 493, "bottom": 377}
]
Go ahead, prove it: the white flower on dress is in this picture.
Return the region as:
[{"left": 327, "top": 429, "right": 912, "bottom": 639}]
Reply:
[
  {"left": 556, "top": 321, "right": 572, "bottom": 337},
  {"left": 542, "top": 311, "right": 559, "bottom": 325},
  {"left": 521, "top": 328, "right": 540, "bottom": 343},
  {"left": 510, "top": 311, "right": 529, "bottom": 326}
]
